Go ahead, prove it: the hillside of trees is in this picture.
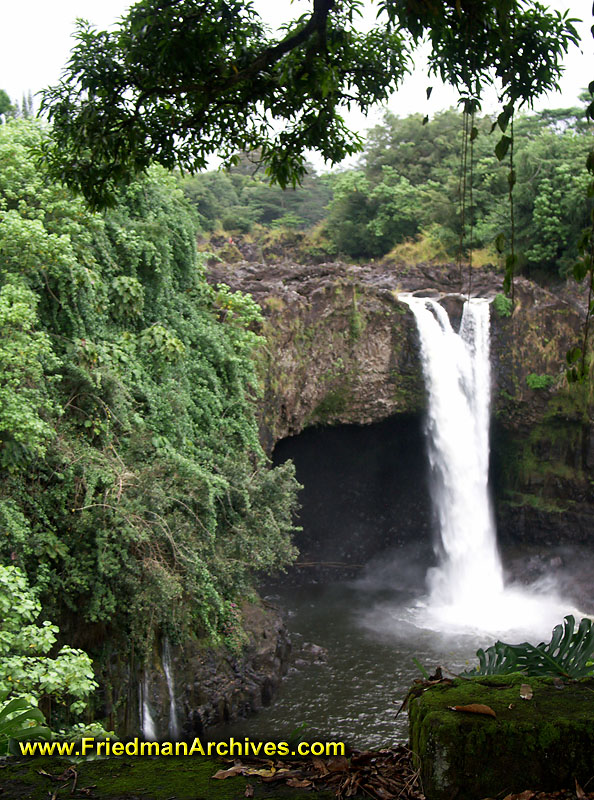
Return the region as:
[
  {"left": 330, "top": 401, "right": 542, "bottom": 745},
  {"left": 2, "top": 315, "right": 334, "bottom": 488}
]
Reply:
[
  {"left": 183, "top": 102, "right": 593, "bottom": 281},
  {"left": 0, "top": 119, "right": 299, "bottom": 732}
]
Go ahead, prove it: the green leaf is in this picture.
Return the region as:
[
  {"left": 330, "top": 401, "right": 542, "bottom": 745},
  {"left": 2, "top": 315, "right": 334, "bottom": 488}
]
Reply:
[
  {"left": 465, "top": 616, "right": 594, "bottom": 679},
  {"left": 573, "top": 258, "right": 589, "bottom": 282},
  {"left": 497, "top": 105, "right": 514, "bottom": 133},
  {"left": 507, "top": 169, "right": 516, "bottom": 190},
  {"left": 426, "top": 87, "right": 433, "bottom": 99},
  {"left": 0, "top": 707, "right": 46, "bottom": 734},
  {"left": 495, "top": 135, "right": 512, "bottom": 162},
  {"left": 413, "top": 657, "right": 430, "bottom": 680},
  {"left": 470, "top": 126, "right": 479, "bottom": 142},
  {"left": 0, "top": 693, "right": 49, "bottom": 756},
  {"left": 566, "top": 346, "right": 582, "bottom": 365},
  {"left": 0, "top": 697, "right": 38, "bottom": 723},
  {"left": 494, "top": 233, "right": 506, "bottom": 254}
]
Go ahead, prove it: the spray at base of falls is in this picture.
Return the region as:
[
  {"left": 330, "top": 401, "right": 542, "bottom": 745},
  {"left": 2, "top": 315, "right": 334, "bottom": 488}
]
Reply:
[{"left": 400, "top": 293, "right": 578, "bottom": 637}]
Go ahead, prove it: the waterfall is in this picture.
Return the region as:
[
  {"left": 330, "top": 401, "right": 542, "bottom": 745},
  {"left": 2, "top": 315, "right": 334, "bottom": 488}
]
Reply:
[
  {"left": 401, "top": 293, "right": 575, "bottom": 635},
  {"left": 163, "top": 638, "right": 181, "bottom": 740},
  {"left": 139, "top": 673, "right": 157, "bottom": 741},
  {"left": 402, "top": 296, "right": 503, "bottom": 608}
]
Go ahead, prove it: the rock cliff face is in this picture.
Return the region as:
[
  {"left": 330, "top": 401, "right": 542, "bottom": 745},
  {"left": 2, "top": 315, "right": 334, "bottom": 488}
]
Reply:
[
  {"left": 104, "top": 598, "right": 290, "bottom": 739},
  {"left": 208, "top": 258, "right": 594, "bottom": 545}
]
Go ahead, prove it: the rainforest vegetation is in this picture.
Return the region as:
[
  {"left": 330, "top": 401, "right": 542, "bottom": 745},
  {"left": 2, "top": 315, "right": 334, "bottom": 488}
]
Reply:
[
  {"left": 2, "top": 100, "right": 592, "bottom": 734},
  {"left": 0, "top": 119, "right": 299, "bottom": 731},
  {"left": 0, "top": 0, "right": 593, "bottom": 748},
  {"left": 181, "top": 102, "right": 593, "bottom": 280}
]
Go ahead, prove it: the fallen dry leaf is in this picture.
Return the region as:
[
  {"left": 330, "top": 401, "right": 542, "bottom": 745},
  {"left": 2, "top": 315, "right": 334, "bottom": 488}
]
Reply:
[
  {"left": 520, "top": 684, "right": 533, "bottom": 700},
  {"left": 576, "top": 778, "right": 587, "bottom": 799},
  {"left": 245, "top": 767, "right": 277, "bottom": 778},
  {"left": 287, "top": 778, "right": 313, "bottom": 788},
  {"left": 450, "top": 703, "right": 497, "bottom": 718},
  {"left": 327, "top": 755, "right": 350, "bottom": 772},
  {"left": 244, "top": 784, "right": 254, "bottom": 798},
  {"left": 312, "top": 755, "right": 330, "bottom": 775},
  {"left": 212, "top": 765, "right": 244, "bottom": 780}
]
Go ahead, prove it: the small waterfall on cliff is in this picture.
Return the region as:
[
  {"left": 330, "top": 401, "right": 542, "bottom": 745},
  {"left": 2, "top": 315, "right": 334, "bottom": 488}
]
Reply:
[
  {"left": 139, "top": 674, "right": 157, "bottom": 740},
  {"left": 163, "top": 639, "right": 181, "bottom": 740},
  {"left": 401, "top": 293, "right": 576, "bottom": 635}
]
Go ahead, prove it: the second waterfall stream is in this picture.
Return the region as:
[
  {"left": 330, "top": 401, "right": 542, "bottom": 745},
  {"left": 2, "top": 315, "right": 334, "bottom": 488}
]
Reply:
[{"left": 400, "top": 293, "right": 575, "bottom": 636}]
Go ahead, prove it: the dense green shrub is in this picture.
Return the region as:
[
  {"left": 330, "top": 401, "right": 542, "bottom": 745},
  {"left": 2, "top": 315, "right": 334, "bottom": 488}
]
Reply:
[
  {"left": 0, "top": 120, "right": 299, "bottom": 666},
  {"left": 492, "top": 293, "right": 513, "bottom": 318},
  {"left": 526, "top": 373, "right": 556, "bottom": 390},
  {"left": 323, "top": 106, "right": 593, "bottom": 271},
  {"left": 0, "top": 565, "right": 96, "bottom": 730}
]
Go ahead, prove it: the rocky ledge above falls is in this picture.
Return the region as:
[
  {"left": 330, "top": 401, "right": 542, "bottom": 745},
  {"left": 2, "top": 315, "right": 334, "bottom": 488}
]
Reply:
[
  {"left": 208, "top": 258, "right": 594, "bottom": 545},
  {"left": 209, "top": 259, "right": 493, "bottom": 447},
  {"left": 207, "top": 259, "right": 583, "bottom": 435}
]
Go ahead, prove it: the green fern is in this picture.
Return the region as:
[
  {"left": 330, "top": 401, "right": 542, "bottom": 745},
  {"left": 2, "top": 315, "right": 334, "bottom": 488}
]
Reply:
[{"left": 464, "top": 616, "right": 594, "bottom": 679}]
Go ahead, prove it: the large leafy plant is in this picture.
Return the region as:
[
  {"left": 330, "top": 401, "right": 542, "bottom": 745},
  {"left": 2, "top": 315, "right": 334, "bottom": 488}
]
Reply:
[
  {"left": 0, "top": 691, "right": 50, "bottom": 756},
  {"left": 465, "top": 616, "right": 594, "bottom": 679},
  {"left": 0, "top": 565, "right": 97, "bottom": 727}
]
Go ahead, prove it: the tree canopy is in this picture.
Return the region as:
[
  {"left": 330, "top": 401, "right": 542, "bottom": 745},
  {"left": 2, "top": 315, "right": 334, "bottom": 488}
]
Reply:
[{"left": 40, "top": 0, "right": 579, "bottom": 208}]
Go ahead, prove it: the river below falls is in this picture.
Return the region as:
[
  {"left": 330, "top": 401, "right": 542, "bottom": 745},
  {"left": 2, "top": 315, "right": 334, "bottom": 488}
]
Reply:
[{"left": 212, "top": 542, "right": 594, "bottom": 749}]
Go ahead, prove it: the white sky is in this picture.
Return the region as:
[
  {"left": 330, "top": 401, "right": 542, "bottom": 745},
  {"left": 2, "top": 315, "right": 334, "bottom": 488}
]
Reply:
[{"left": 1, "top": 0, "right": 592, "bottom": 168}]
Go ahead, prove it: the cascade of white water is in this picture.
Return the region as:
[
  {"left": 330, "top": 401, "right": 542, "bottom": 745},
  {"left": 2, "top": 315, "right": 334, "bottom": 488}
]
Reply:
[
  {"left": 402, "top": 296, "right": 503, "bottom": 607},
  {"left": 139, "top": 674, "right": 157, "bottom": 741},
  {"left": 163, "top": 638, "right": 181, "bottom": 740},
  {"left": 400, "top": 293, "right": 577, "bottom": 635}
]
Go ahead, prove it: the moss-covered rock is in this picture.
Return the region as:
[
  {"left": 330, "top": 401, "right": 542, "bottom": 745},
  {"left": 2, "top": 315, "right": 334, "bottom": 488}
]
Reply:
[{"left": 408, "top": 674, "right": 594, "bottom": 800}]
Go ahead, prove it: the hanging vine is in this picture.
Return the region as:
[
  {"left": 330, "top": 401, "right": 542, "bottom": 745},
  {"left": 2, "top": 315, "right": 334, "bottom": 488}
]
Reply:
[
  {"left": 468, "top": 104, "right": 477, "bottom": 297},
  {"left": 496, "top": 109, "right": 517, "bottom": 305},
  {"left": 457, "top": 104, "right": 470, "bottom": 285},
  {"left": 567, "top": 126, "right": 594, "bottom": 388},
  {"left": 457, "top": 97, "right": 479, "bottom": 298}
]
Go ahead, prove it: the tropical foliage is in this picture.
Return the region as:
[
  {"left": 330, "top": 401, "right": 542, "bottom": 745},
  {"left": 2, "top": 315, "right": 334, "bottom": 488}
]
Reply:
[
  {"left": 323, "top": 105, "right": 594, "bottom": 277},
  {"left": 465, "top": 616, "right": 594, "bottom": 679},
  {"left": 0, "top": 691, "right": 50, "bottom": 756},
  {"left": 0, "top": 119, "right": 299, "bottom": 679},
  {"left": 39, "top": 0, "right": 578, "bottom": 208},
  {"left": 0, "top": 565, "right": 96, "bottom": 729},
  {"left": 181, "top": 159, "right": 332, "bottom": 233},
  {"left": 173, "top": 102, "right": 594, "bottom": 282}
]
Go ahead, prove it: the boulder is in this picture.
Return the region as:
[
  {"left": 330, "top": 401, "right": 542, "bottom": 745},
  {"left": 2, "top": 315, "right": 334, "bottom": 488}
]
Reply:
[{"left": 408, "top": 673, "right": 594, "bottom": 800}]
